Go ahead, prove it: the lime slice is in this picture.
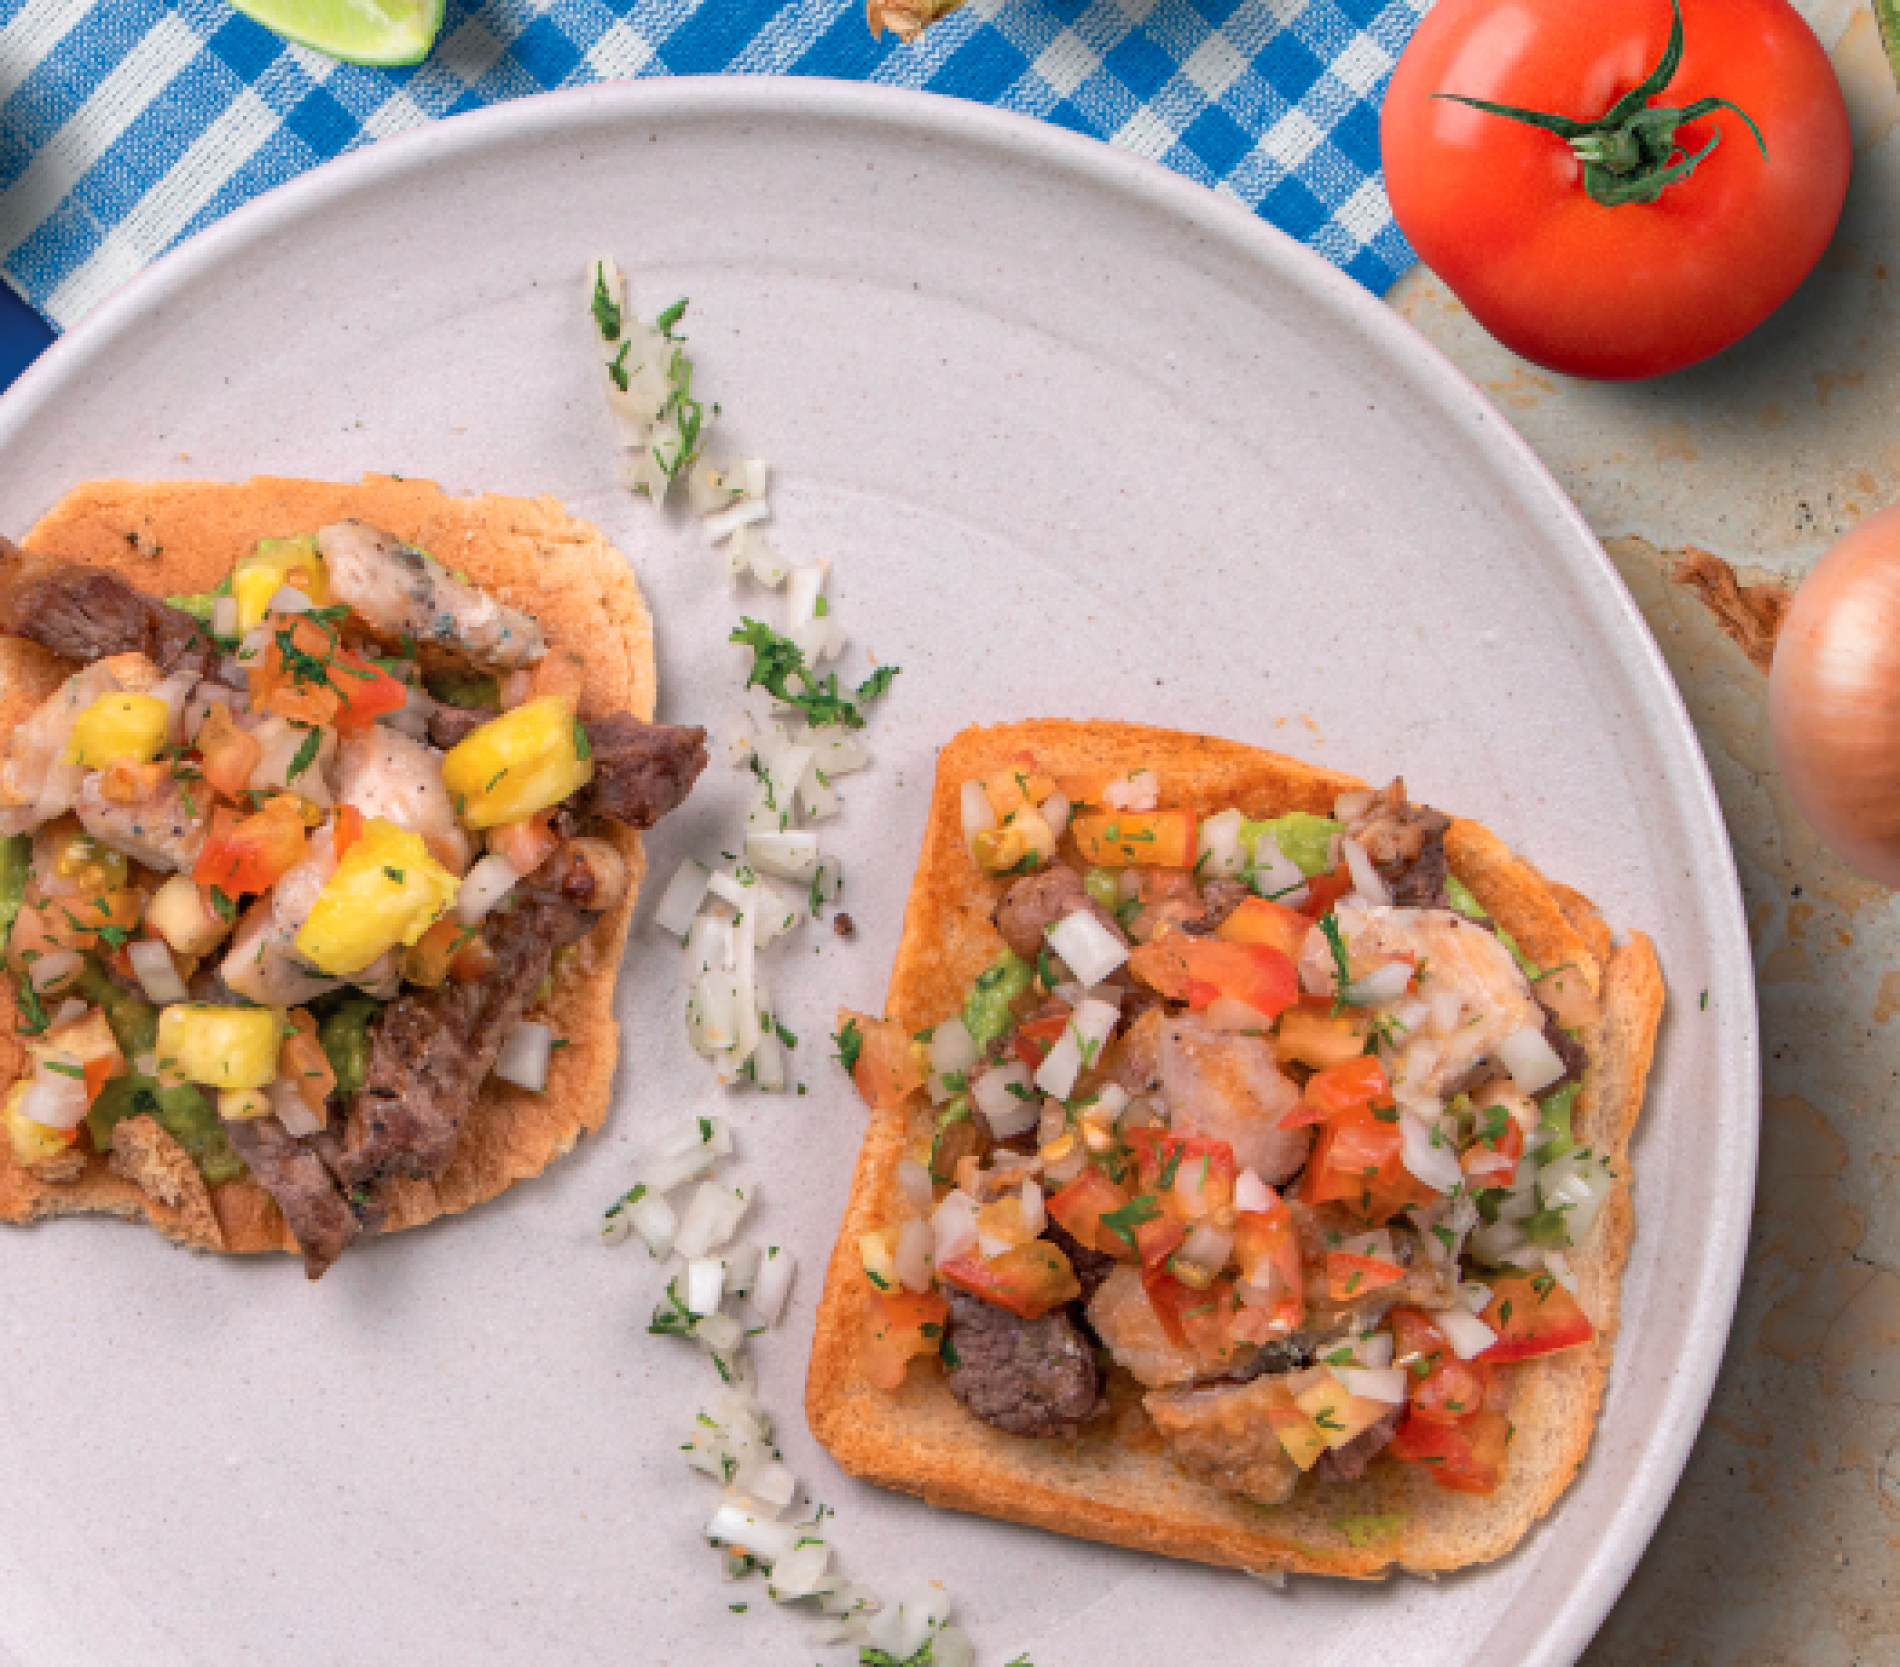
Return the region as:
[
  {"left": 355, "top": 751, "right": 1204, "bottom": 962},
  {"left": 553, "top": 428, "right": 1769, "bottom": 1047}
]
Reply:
[{"left": 227, "top": 0, "right": 446, "bottom": 66}]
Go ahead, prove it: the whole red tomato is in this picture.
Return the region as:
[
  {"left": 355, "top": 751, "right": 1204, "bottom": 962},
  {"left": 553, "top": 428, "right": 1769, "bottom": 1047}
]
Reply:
[{"left": 1381, "top": 0, "right": 1849, "bottom": 380}]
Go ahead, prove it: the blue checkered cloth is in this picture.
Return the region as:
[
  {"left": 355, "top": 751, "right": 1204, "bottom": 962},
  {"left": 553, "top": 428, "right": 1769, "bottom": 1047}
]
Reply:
[{"left": 0, "top": 0, "right": 1422, "bottom": 331}]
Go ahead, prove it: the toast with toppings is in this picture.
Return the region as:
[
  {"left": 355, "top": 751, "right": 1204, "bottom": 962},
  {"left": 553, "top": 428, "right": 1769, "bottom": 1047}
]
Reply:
[
  {"left": 807, "top": 720, "right": 1662, "bottom": 1576},
  {"left": 0, "top": 475, "right": 707, "bottom": 1276}
]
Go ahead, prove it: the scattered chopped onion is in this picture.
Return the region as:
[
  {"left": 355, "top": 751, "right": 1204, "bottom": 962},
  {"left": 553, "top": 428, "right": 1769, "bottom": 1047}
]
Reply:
[
  {"left": 745, "top": 830, "right": 820, "bottom": 882},
  {"left": 1234, "top": 1168, "right": 1273, "bottom": 1214},
  {"left": 1458, "top": 1281, "right": 1494, "bottom": 1314},
  {"left": 1347, "top": 960, "right": 1411, "bottom": 1004},
  {"left": 266, "top": 584, "right": 312, "bottom": 616},
  {"left": 1038, "top": 792, "right": 1072, "bottom": 842},
  {"left": 1332, "top": 1365, "right": 1408, "bottom": 1404},
  {"left": 1399, "top": 1110, "right": 1464, "bottom": 1194},
  {"left": 769, "top": 1539, "right": 832, "bottom": 1601},
  {"left": 493, "top": 1020, "right": 552, "bottom": 1091},
  {"left": 1499, "top": 1024, "right": 1566, "bottom": 1094},
  {"left": 1341, "top": 835, "right": 1392, "bottom": 905},
  {"left": 972, "top": 1063, "right": 1037, "bottom": 1138},
  {"left": 685, "top": 1256, "right": 727, "bottom": 1316},
  {"left": 928, "top": 1017, "right": 979, "bottom": 1082},
  {"left": 1196, "top": 808, "right": 1248, "bottom": 879},
  {"left": 1044, "top": 910, "right": 1128, "bottom": 989},
  {"left": 753, "top": 1246, "right": 795, "bottom": 1323},
  {"left": 21, "top": 1069, "right": 88, "bottom": 1131},
  {"left": 675, "top": 1180, "right": 753, "bottom": 1259},
  {"left": 211, "top": 596, "right": 239, "bottom": 638},
  {"left": 931, "top": 1190, "right": 980, "bottom": 1264},
  {"left": 706, "top": 1499, "right": 797, "bottom": 1565},
  {"left": 127, "top": 939, "right": 190, "bottom": 1006},
  {"left": 27, "top": 949, "right": 84, "bottom": 994},
  {"left": 1539, "top": 1151, "right": 1614, "bottom": 1244},
  {"left": 960, "top": 780, "right": 997, "bottom": 845},
  {"left": 654, "top": 860, "right": 713, "bottom": 936},
  {"left": 1018, "top": 1178, "right": 1046, "bottom": 1238},
  {"left": 1033, "top": 998, "right": 1119, "bottom": 1100},
  {"left": 897, "top": 1157, "right": 936, "bottom": 1216},
  {"left": 1356, "top": 1330, "right": 1396, "bottom": 1370},
  {"left": 895, "top": 1219, "right": 936, "bottom": 1293},
  {"left": 704, "top": 499, "right": 771, "bottom": 544},
  {"left": 456, "top": 853, "right": 522, "bottom": 925},
  {"left": 1435, "top": 1306, "right": 1499, "bottom": 1360}
]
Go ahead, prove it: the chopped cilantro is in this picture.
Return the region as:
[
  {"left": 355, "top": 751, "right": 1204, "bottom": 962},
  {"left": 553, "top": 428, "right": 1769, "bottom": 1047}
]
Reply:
[
  {"left": 832, "top": 1017, "right": 864, "bottom": 1075},
  {"left": 591, "top": 267, "right": 622, "bottom": 341},
  {"left": 286, "top": 725, "right": 322, "bottom": 782}
]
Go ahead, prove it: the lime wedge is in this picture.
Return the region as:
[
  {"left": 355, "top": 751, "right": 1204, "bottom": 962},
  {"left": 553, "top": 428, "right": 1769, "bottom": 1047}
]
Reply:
[{"left": 226, "top": 0, "right": 446, "bottom": 66}]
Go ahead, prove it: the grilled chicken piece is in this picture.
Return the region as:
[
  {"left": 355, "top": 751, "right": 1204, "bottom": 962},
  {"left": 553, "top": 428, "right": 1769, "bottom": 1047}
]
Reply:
[
  {"left": 1157, "top": 1013, "right": 1310, "bottom": 1185},
  {"left": 317, "top": 521, "right": 547, "bottom": 672}
]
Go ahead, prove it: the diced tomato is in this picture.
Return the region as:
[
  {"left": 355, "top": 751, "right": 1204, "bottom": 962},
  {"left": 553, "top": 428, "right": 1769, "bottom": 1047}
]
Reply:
[
  {"left": 1124, "top": 1127, "right": 1237, "bottom": 1218},
  {"left": 1305, "top": 1056, "right": 1394, "bottom": 1123},
  {"left": 1390, "top": 1407, "right": 1510, "bottom": 1494},
  {"left": 1045, "top": 1166, "right": 1132, "bottom": 1256},
  {"left": 1389, "top": 1307, "right": 1495, "bottom": 1424},
  {"left": 844, "top": 1011, "right": 927, "bottom": 1112},
  {"left": 193, "top": 797, "right": 309, "bottom": 896},
  {"left": 488, "top": 811, "right": 559, "bottom": 876},
  {"left": 1481, "top": 1273, "right": 1596, "bottom": 1363},
  {"left": 279, "top": 1009, "right": 337, "bottom": 1115},
  {"left": 1128, "top": 938, "right": 1299, "bottom": 1019},
  {"left": 1298, "top": 870, "right": 1353, "bottom": 919},
  {"left": 861, "top": 1285, "right": 950, "bottom": 1390},
  {"left": 1326, "top": 1252, "right": 1408, "bottom": 1303},
  {"left": 329, "top": 654, "right": 407, "bottom": 734},
  {"left": 1302, "top": 1103, "right": 1439, "bottom": 1225},
  {"left": 196, "top": 702, "right": 262, "bottom": 800},
  {"left": 1071, "top": 809, "right": 1197, "bottom": 868},
  {"left": 1232, "top": 1190, "right": 1305, "bottom": 1336},
  {"left": 249, "top": 617, "right": 405, "bottom": 732},
  {"left": 7, "top": 890, "right": 143, "bottom": 971},
  {"left": 937, "top": 1241, "right": 1080, "bottom": 1319},
  {"left": 1008, "top": 1008, "right": 1071, "bottom": 1070},
  {"left": 333, "top": 804, "right": 365, "bottom": 861},
  {"left": 1214, "top": 895, "right": 1310, "bottom": 960},
  {"left": 1133, "top": 1210, "right": 1187, "bottom": 1272},
  {"left": 1276, "top": 1001, "right": 1374, "bottom": 1069},
  {"left": 1143, "top": 1268, "right": 1246, "bottom": 1364},
  {"left": 1462, "top": 1114, "right": 1526, "bottom": 1186}
]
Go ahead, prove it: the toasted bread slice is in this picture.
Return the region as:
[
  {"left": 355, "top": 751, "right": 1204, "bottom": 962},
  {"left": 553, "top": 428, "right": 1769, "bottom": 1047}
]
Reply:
[
  {"left": 0, "top": 475, "right": 654, "bottom": 1258},
  {"left": 807, "top": 720, "right": 1663, "bottom": 1577}
]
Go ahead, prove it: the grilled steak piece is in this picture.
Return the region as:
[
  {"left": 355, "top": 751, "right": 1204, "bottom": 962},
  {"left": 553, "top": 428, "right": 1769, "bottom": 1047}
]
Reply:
[
  {"left": 0, "top": 554, "right": 217, "bottom": 677},
  {"left": 993, "top": 863, "right": 1126, "bottom": 964},
  {"left": 1345, "top": 779, "right": 1452, "bottom": 911},
  {"left": 337, "top": 889, "right": 594, "bottom": 1199},
  {"left": 223, "top": 1114, "right": 360, "bottom": 1280},
  {"left": 1181, "top": 877, "right": 1251, "bottom": 936},
  {"left": 426, "top": 703, "right": 488, "bottom": 750},
  {"left": 581, "top": 713, "right": 709, "bottom": 830},
  {"left": 942, "top": 1286, "right": 1103, "bottom": 1438}
]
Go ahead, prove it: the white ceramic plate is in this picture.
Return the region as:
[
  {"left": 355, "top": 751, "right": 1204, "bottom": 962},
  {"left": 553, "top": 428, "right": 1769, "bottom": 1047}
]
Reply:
[{"left": 0, "top": 80, "right": 1753, "bottom": 1667}]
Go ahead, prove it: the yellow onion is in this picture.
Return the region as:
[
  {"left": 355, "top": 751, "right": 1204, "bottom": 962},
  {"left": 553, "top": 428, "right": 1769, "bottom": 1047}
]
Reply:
[{"left": 1770, "top": 503, "right": 1900, "bottom": 884}]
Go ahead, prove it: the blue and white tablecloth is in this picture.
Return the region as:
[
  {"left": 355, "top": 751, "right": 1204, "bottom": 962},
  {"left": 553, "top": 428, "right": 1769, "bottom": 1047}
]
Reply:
[{"left": 0, "top": 0, "right": 1423, "bottom": 332}]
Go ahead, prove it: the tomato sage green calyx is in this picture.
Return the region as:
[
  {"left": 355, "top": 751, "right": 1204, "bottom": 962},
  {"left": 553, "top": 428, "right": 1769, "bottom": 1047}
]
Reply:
[{"left": 1435, "top": 0, "right": 1765, "bottom": 208}]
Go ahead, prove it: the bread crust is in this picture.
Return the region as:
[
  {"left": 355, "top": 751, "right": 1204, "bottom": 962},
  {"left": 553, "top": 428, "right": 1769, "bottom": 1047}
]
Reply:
[
  {"left": 0, "top": 476, "right": 655, "bottom": 1259},
  {"left": 806, "top": 720, "right": 1663, "bottom": 1576}
]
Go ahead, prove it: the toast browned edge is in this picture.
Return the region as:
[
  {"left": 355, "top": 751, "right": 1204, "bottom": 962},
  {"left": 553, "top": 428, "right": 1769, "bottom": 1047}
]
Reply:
[
  {"left": 806, "top": 720, "right": 1664, "bottom": 1578},
  {"left": 0, "top": 476, "right": 657, "bottom": 1260}
]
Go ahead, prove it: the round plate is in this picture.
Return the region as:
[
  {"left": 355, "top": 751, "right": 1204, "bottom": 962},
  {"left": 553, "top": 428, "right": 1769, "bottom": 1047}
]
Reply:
[{"left": 0, "top": 80, "right": 1753, "bottom": 1667}]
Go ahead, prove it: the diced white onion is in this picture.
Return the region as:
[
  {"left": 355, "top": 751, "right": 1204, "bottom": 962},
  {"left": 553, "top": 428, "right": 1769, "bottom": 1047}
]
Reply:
[
  {"left": 210, "top": 596, "right": 239, "bottom": 638},
  {"left": 1033, "top": 997, "right": 1120, "bottom": 1101},
  {"left": 703, "top": 499, "right": 771, "bottom": 544},
  {"left": 931, "top": 1190, "right": 980, "bottom": 1264},
  {"left": 1435, "top": 1306, "right": 1500, "bottom": 1360},
  {"left": 627, "top": 1190, "right": 679, "bottom": 1257},
  {"left": 675, "top": 1181, "right": 753, "bottom": 1259},
  {"left": 1196, "top": 807, "right": 1248, "bottom": 879},
  {"left": 897, "top": 1157, "right": 936, "bottom": 1216},
  {"left": 493, "top": 1021, "right": 552, "bottom": 1091},
  {"left": 1332, "top": 1365, "right": 1408, "bottom": 1405},
  {"left": 654, "top": 859, "right": 713, "bottom": 937},
  {"left": 1019, "top": 1178, "right": 1047, "bottom": 1238},
  {"left": 1341, "top": 835, "right": 1392, "bottom": 906},
  {"left": 1470, "top": 1220, "right": 1531, "bottom": 1266},
  {"left": 685, "top": 1256, "right": 727, "bottom": 1316},
  {"left": 1181, "top": 1222, "right": 1233, "bottom": 1270},
  {"left": 265, "top": 584, "right": 312, "bottom": 616},
  {"left": 1104, "top": 770, "right": 1158, "bottom": 812},
  {"left": 745, "top": 830, "right": 820, "bottom": 882},
  {"left": 1347, "top": 961, "right": 1412, "bottom": 1005},
  {"left": 1039, "top": 791, "right": 1072, "bottom": 841},
  {"left": 972, "top": 1062, "right": 1038, "bottom": 1138},
  {"left": 1399, "top": 1110, "right": 1464, "bottom": 1194},
  {"left": 706, "top": 1499, "right": 797, "bottom": 1565},
  {"left": 1249, "top": 834, "right": 1309, "bottom": 907},
  {"left": 1458, "top": 1281, "right": 1494, "bottom": 1314},
  {"left": 928, "top": 1018, "right": 979, "bottom": 1081},
  {"left": 750, "top": 1027, "right": 787, "bottom": 1092},
  {"left": 21, "top": 1069, "right": 89, "bottom": 1131},
  {"left": 960, "top": 780, "right": 997, "bottom": 844},
  {"left": 1356, "top": 1330, "right": 1396, "bottom": 1369},
  {"left": 127, "top": 939, "right": 190, "bottom": 1006},
  {"left": 1539, "top": 1151, "right": 1614, "bottom": 1245},
  {"left": 753, "top": 1245, "right": 795, "bottom": 1323},
  {"left": 769, "top": 1539, "right": 832, "bottom": 1601},
  {"left": 721, "top": 1240, "right": 761, "bottom": 1296},
  {"left": 456, "top": 853, "right": 521, "bottom": 925},
  {"left": 27, "top": 949, "right": 84, "bottom": 994},
  {"left": 895, "top": 1219, "right": 936, "bottom": 1293},
  {"left": 1234, "top": 1168, "right": 1273, "bottom": 1214},
  {"left": 1499, "top": 1024, "right": 1566, "bottom": 1094},
  {"left": 1044, "top": 910, "right": 1128, "bottom": 989},
  {"left": 785, "top": 561, "right": 830, "bottom": 628},
  {"left": 1543, "top": 1249, "right": 1580, "bottom": 1294}
]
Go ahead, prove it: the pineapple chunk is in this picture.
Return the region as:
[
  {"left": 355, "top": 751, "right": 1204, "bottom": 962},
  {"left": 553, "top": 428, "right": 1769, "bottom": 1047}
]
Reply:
[
  {"left": 1260, "top": 1381, "right": 1331, "bottom": 1472},
  {"left": 156, "top": 1004, "right": 283, "bottom": 1090},
  {"left": 64, "top": 694, "right": 170, "bottom": 769},
  {"left": 294, "top": 817, "right": 460, "bottom": 975},
  {"left": 217, "top": 1088, "right": 274, "bottom": 1121},
  {"left": 146, "top": 873, "right": 234, "bottom": 957},
  {"left": 4, "top": 1080, "right": 75, "bottom": 1167},
  {"left": 234, "top": 536, "right": 330, "bottom": 632},
  {"left": 440, "top": 696, "right": 594, "bottom": 829},
  {"left": 1289, "top": 1365, "right": 1395, "bottom": 1452},
  {"left": 859, "top": 1227, "right": 901, "bottom": 1293}
]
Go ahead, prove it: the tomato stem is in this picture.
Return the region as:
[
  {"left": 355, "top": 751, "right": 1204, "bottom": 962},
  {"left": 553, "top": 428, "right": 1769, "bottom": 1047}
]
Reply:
[{"left": 1430, "top": 0, "right": 1767, "bottom": 208}]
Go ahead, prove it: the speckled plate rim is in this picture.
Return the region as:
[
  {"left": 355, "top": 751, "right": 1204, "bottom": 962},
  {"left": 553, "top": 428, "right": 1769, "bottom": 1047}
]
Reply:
[{"left": 0, "top": 76, "right": 1757, "bottom": 1667}]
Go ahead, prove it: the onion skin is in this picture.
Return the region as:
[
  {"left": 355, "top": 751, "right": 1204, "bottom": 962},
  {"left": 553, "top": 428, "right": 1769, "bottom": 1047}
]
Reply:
[{"left": 1770, "top": 503, "right": 1900, "bottom": 885}]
